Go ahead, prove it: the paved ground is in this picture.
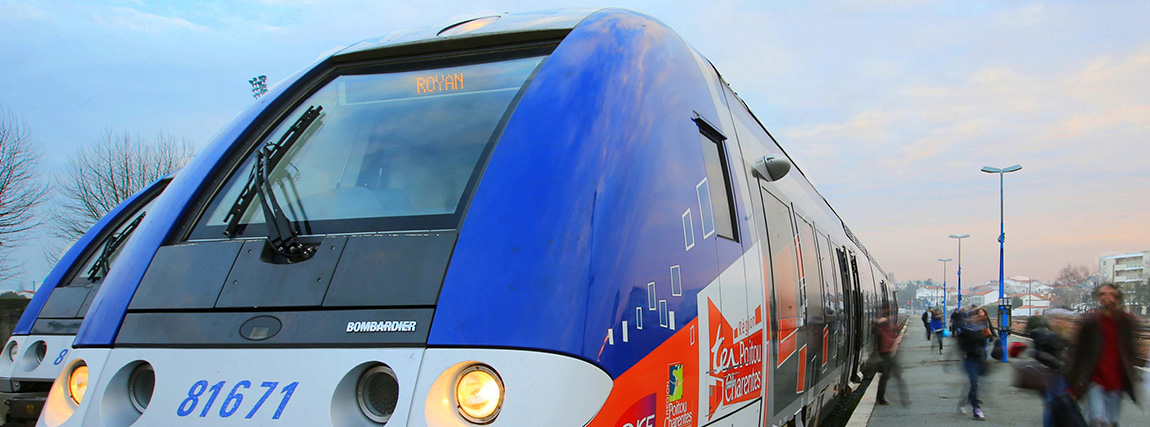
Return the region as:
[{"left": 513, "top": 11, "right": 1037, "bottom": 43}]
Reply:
[{"left": 853, "top": 327, "right": 1150, "bottom": 426}]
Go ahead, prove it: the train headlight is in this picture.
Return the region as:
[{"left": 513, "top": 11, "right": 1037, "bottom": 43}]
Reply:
[
  {"left": 454, "top": 365, "right": 503, "bottom": 424},
  {"left": 7, "top": 342, "right": 17, "bottom": 361},
  {"left": 128, "top": 363, "right": 155, "bottom": 413},
  {"left": 356, "top": 365, "right": 399, "bottom": 424},
  {"left": 67, "top": 362, "right": 89, "bottom": 405}
]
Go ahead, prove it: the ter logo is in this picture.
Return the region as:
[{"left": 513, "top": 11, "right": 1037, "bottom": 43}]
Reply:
[{"left": 667, "top": 363, "right": 684, "bottom": 402}]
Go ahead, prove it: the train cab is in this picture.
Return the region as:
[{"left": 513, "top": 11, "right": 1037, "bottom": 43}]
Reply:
[{"left": 40, "top": 9, "right": 893, "bottom": 427}]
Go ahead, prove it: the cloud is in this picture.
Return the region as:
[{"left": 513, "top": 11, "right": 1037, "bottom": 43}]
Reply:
[
  {"left": 93, "top": 6, "right": 207, "bottom": 34},
  {"left": 771, "top": 34, "right": 1150, "bottom": 281},
  {"left": 784, "top": 109, "right": 900, "bottom": 145},
  {"left": 0, "top": 1, "right": 47, "bottom": 20}
]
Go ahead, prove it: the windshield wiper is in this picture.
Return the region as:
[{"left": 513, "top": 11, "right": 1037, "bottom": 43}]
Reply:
[
  {"left": 87, "top": 212, "right": 146, "bottom": 282},
  {"left": 222, "top": 105, "right": 323, "bottom": 262}
]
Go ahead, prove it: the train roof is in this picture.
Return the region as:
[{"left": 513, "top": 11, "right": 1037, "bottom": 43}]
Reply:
[
  {"left": 333, "top": 8, "right": 599, "bottom": 62},
  {"left": 336, "top": 7, "right": 887, "bottom": 272}
]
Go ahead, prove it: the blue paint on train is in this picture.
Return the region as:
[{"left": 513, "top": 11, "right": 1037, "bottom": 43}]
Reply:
[
  {"left": 12, "top": 177, "right": 169, "bottom": 335},
  {"left": 70, "top": 10, "right": 753, "bottom": 381},
  {"left": 428, "top": 10, "right": 744, "bottom": 377}
]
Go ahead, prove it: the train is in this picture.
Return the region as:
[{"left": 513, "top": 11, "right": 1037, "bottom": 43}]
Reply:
[
  {"left": 0, "top": 178, "right": 170, "bottom": 425},
  {"left": 37, "top": 8, "right": 895, "bottom": 427}
]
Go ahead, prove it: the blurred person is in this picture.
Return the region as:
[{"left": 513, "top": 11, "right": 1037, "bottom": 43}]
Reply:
[
  {"left": 1045, "top": 308, "right": 1078, "bottom": 344},
  {"left": 951, "top": 307, "right": 963, "bottom": 336},
  {"left": 972, "top": 307, "right": 996, "bottom": 359},
  {"left": 958, "top": 307, "right": 994, "bottom": 420},
  {"left": 872, "top": 307, "right": 910, "bottom": 406},
  {"left": 931, "top": 308, "right": 945, "bottom": 354},
  {"left": 1025, "top": 315, "right": 1074, "bottom": 427},
  {"left": 1068, "top": 284, "right": 1142, "bottom": 427},
  {"left": 1028, "top": 316, "right": 1066, "bottom": 370},
  {"left": 923, "top": 307, "right": 933, "bottom": 341}
]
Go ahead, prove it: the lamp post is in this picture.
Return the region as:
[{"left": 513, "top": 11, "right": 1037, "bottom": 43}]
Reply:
[
  {"left": 982, "top": 164, "right": 1022, "bottom": 362},
  {"left": 939, "top": 258, "right": 952, "bottom": 326},
  {"left": 950, "top": 234, "right": 969, "bottom": 308}
]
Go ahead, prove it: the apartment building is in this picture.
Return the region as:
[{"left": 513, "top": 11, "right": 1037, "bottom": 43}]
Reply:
[{"left": 1099, "top": 251, "right": 1149, "bottom": 285}]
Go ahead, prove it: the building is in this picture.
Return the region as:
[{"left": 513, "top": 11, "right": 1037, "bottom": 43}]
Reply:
[
  {"left": 1099, "top": 251, "right": 1149, "bottom": 285},
  {"left": 1000, "top": 276, "right": 1051, "bottom": 295},
  {"left": 915, "top": 285, "right": 957, "bottom": 308},
  {"left": 1012, "top": 292, "right": 1051, "bottom": 308},
  {"left": 965, "top": 289, "right": 999, "bottom": 308},
  {"left": 1013, "top": 305, "right": 1046, "bottom": 317}
]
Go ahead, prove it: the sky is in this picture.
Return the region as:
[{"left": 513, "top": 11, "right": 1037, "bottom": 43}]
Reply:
[{"left": 0, "top": 0, "right": 1147, "bottom": 292}]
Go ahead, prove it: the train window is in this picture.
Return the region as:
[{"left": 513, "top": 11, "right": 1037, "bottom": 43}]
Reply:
[
  {"left": 189, "top": 54, "right": 547, "bottom": 239},
  {"left": 762, "top": 192, "right": 800, "bottom": 326},
  {"left": 695, "top": 118, "right": 738, "bottom": 241},
  {"left": 816, "top": 233, "right": 836, "bottom": 313},
  {"left": 796, "top": 217, "right": 820, "bottom": 320},
  {"left": 69, "top": 189, "right": 165, "bottom": 285}
]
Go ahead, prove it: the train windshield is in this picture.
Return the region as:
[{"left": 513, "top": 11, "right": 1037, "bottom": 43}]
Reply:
[
  {"left": 73, "top": 192, "right": 163, "bottom": 284},
  {"left": 190, "top": 54, "right": 547, "bottom": 239}
]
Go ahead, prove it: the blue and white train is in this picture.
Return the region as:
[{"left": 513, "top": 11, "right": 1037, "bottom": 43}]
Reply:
[
  {"left": 40, "top": 9, "right": 894, "bottom": 427},
  {"left": 0, "top": 178, "right": 169, "bottom": 425}
]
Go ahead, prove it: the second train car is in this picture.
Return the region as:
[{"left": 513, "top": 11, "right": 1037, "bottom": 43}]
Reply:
[
  {"left": 0, "top": 177, "right": 170, "bottom": 425},
  {"left": 41, "top": 9, "right": 894, "bottom": 427}
]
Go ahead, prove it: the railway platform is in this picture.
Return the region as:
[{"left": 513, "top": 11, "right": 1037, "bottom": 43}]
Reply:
[{"left": 850, "top": 327, "right": 1150, "bottom": 426}]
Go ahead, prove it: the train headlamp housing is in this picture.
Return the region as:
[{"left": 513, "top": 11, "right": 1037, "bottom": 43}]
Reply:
[
  {"left": 7, "top": 341, "right": 17, "bottom": 361},
  {"left": 356, "top": 364, "right": 400, "bottom": 424},
  {"left": 454, "top": 364, "right": 503, "bottom": 424},
  {"left": 128, "top": 363, "right": 155, "bottom": 413},
  {"left": 34, "top": 341, "right": 46, "bottom": 363},
  {"left": 67, "top": 362, "right": 89, "bottom": 405}
]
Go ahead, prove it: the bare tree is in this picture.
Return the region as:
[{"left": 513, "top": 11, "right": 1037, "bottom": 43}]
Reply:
[
  {"left": 1052, "top": 263, "right": 1093, "bottom": 309},
  {"left": 1129, "top": 278, "right": 1150, "bottom": 317},
  {"left": 47, "top": 129, "right": 193, "bottom": 248},
  {"left": 1055, "top": 263, "right": 1091, "bottom": 286},
  {"left": 0, "top": 108, "right": 49, "bottom": 281}
]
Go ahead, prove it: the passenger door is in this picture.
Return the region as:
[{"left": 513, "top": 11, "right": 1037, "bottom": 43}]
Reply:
[
  {"left": 758, "top": 186, "right": 804, "bottom": 417},
  {"left": 794, "top": 214, "right": 824, "bottom": 394},
  {"left": 836, "top": 247, "right": 863, "bottom": 384}
]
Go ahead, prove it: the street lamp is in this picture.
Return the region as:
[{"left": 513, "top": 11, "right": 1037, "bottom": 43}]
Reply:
[
  {"left": 982, "top": 164, "right": 1022, "bottom": 362},
  {"left": 949, "top": 234, "right": 969, "bottom": 308},
  {"left": 939, "top": 258, "right": 952, "bottom": 326}
]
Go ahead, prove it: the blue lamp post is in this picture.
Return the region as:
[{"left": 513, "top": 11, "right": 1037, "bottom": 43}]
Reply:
[
  {"left": 939, "top": 258, "right": 952, "bottom": 326},
  {"left": 982, "top": 164, "right": 1022, "bottom": 362},
  {"left": 950, "top": 234, "right": 969, "bottom": 308}
]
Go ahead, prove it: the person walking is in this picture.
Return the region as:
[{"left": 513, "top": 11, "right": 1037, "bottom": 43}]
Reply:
[
  {"left": 971, "top": 307, "right": 995, "bottom": 359},
  {"left": 950, "top": 308, "right": 963, "bottom": 336},
  {"left": 872, "top": 307, "right": 909, "bottom": 406},
  {"left": 1068, "top": 284, "right": 1142, "bottom": 427},
  {"left": 922, "top": 307, "right": 932, "bottom": 341},
  {"left": 957, "top": 307, "right": 993, "bottom": 420},
  {"left": 930, "top": 308, "right": 944, "bottom": 354},
  {"left": 1025, "top": 316, "right": 1072, "bottom": 427}
]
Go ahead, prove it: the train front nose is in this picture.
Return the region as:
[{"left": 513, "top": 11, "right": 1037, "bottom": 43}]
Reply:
[
  {"left": 41, "top": 347, "right": 426, "bottom": 426},
  {"left": 41, "top": 347, "right": 611, "bottom": 426}
]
